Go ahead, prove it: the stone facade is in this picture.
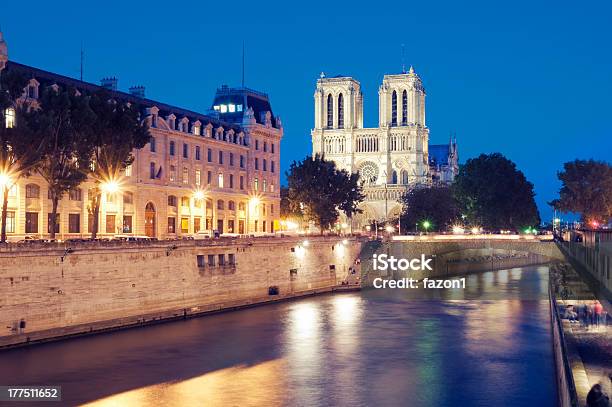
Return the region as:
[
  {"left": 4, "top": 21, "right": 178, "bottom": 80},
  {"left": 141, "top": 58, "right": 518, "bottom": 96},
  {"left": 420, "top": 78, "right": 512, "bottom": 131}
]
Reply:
[
  {"left": 0, "top": 31, "right": 282, "bottom": 240},
  {"left": 0, "top": 237, "right": 364, "bottom": 348},
  {"left": 311, "top": 68, "right": 458, "bottom": 226}
]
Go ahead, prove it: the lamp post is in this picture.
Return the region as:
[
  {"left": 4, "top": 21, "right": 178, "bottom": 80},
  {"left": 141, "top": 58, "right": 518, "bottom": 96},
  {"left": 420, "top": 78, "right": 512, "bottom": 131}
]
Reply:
[
  {"left": 422, "top": 220, "right": 431, "bottom": 235},
  {"left": 0, "top": 171, "right": 13, "bottom": 243}
]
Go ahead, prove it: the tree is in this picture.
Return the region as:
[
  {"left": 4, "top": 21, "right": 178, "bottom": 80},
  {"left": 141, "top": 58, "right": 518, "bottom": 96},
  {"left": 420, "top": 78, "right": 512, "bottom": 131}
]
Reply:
[
  {"left": 400, "top": 186, "right": 460, "bottom": 232},
  {"left": 27, "top": 85, "right": 95, "bottom": 240},
  {"left": 87, "top": 91, "right": 150, "bottom": 238},
  {"left": 286, "top": 154, "right": 364, "bottom": 234},
  {"left": 453, "top": 153, "right": 540, "bottom": 230},
  {"left": 550, "top": 159, "right": 612, "bottom": 225},
  {"left": 0, "top": 69, "right": 42, "bottom": 242}
]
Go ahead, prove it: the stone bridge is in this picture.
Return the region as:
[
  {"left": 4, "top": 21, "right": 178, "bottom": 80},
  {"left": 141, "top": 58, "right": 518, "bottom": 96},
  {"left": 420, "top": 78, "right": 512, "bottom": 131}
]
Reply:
[{"left": 360, "top": 239, "right": 565, "bottom": 284}]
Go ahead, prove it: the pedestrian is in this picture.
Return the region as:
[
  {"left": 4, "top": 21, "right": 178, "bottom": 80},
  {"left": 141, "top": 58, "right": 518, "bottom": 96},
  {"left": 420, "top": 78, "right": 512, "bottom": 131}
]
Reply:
[
  {"left": 586, "top": 383, "right": 609, "bottom": 407},
  {"left": 594, "top": 302, "right": 604, "bottom": 328},
  {"left": 587, "top": 303, "right": 595, "bottom": 329}
]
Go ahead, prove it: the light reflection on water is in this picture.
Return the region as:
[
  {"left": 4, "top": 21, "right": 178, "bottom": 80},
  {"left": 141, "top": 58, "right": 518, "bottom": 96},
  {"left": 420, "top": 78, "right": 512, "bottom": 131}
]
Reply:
[{"left": 0, "top": 266, "right": 555, "bottom": 407}]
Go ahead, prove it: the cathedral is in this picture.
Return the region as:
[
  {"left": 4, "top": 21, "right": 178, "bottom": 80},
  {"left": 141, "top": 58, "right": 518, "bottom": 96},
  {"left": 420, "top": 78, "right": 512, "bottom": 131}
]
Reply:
[{"left": 311, "top": 67, "right": 458, "bottom": 227}]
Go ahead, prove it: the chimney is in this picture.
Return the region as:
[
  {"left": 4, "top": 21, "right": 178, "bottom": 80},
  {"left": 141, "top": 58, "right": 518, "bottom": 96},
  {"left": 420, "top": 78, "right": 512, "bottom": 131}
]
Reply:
[
  {"left": 129, "top": 85, "right": 145, "bottom": 98},
  {"left": 100, "top": 77, "right": 118, "bottom": 91}
]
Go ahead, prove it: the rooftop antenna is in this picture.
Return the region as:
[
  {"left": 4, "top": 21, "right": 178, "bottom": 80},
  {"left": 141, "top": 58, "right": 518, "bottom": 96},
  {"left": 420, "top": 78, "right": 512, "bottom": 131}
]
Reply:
[
  {"left": 401, "top": 44, "right": 406, "bottom": 74},
  {"left": 80, "top": 41, "right": 84, "bottom": 82},
  {"left": 241, "top": 40, "right": 245, "bottom": 87}
]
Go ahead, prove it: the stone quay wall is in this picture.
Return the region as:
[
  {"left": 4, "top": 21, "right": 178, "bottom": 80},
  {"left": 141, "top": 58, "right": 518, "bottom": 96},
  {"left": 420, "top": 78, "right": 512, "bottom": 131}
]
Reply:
[{"left": 0, "top": 237, "right": 364, "bottom": 348}]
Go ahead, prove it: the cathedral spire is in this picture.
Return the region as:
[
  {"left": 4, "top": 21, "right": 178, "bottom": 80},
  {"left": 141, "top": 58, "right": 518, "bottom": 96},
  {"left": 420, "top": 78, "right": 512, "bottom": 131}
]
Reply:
[
  {"left": 408, "top": 65, "right": 414, "bottom": 74},
  {"left": 0, "top": 28, "right": 8, "bottom": 72}
]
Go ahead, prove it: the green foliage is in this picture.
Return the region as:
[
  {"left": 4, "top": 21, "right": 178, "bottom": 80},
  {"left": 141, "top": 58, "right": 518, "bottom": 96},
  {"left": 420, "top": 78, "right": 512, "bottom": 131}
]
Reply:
[
  {"left": 550, "top": 159, "right": 612, "bottom": 223},
  {"left": 286, "top": 154, "right": 364, "bottom": 232},
  {"left": 453, "top": 153, "right": 540, "bottom": 229},
  {"left": 400, "top": 186, "right": 460, "bottom": 232}
]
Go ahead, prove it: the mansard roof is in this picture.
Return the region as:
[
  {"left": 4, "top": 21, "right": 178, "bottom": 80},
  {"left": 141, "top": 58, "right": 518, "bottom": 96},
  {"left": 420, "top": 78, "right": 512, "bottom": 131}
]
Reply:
[
  {"left": 4, "top": 61, "right": 243, "bottom": 134},
  {"left": 429, "top": 144, "right": 451, "bottom": 166},
  {"left": 211, "top": 85, "right": 279, "bottom": 128}
]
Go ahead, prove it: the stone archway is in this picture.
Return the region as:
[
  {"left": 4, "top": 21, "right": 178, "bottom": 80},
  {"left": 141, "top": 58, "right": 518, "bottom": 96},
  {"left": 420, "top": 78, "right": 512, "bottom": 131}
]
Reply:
[{"left": 144, "top": 202, "right": 156, "bottom": 237}]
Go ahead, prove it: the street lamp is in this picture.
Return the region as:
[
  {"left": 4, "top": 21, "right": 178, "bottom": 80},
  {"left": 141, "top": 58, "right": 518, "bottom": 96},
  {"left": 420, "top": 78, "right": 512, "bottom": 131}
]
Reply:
[
  {"left": 0, "top": 172, "right": 11, "bottom": 189},
  {"left": 422, "top": 220, "right": 431, "bottom": 234},
  {"left": 101, "top": 180, "right": 120, "bottom": 194}
]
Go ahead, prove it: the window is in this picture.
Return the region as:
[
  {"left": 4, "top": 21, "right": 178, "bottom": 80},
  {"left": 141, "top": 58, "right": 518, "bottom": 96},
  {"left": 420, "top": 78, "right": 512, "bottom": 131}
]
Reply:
[
  {"left": 228, "top": 253, "right": 236, "bottom": 265},
  {"left": 47, "top": 213, "right": 60, "bottom": 234},
  {"left": 207, "top": 171, "right": 212, "bottom": 184},
  {"left": 25, "top": 184, "right": 40, "bottom": 199},
  {"left": 218, "top": 254, "right": 225, "bottom": 266},
  {"left": 195, "top": 169, "right": 201, "bottom": 186},
  {"left": 207, "top": 148, "right": 212, "bottom": 162},
  {"left": 150, "top": 162, "right": 156, "bottom": 179},
  {"left": 28, "top": 85, "right": 37, "bottom": 99},
  {"left": 181, "top": 196, "right": 190, "bottom": 207},
  {"left": 228, "top": 201, "right": 235, "bottom": 210},
  {"left": 5, "top": 107, "right": 15, "bottom": 129},
  {"left": 218, "top": 173, "right": 224, "bottom": 188},
  {"left": 88, "top": 213, "right": 95, "bottom": 233},
  {"left": 402, "top": 90, "right": 408, "bottom": 125},
  {"left": 123, "top": 215, "right": 132, "bottom": 233},
  {"left": 181, "top": 217, "right": 189, "bottom": 233},
  {"left": 183, "top": 143, "right": 188, "bottom": 158},
  {"left": 263, "top": 142, "right": 268, "bottom": 152},
  {"left": 270, "top": 183, "right": 275, "bottom": 193},
  {"left": 169, "top": 165, "right": 177, "bottom": 182},
  {"left": 263, "top": 179, "right": 267, "bottom": 192},
  {"left": 8, "top": 184, "right": 16, "bottom": 197},
  {"left": 150, "top": 137, "right": 156, "bottom": 152},
  {"left": 125, "top": 164, "right": 132, "bottom": 177},
  {"left": 254, "top": 177, "right": 259, "bottom": 190},
  {"left": 338, "top": 93, "right": 344, "bottom": 128},
  {"left": 168, "top": 195, "right": 177, "bottom": 207},
  {"left": 208, "top": 255, "right": 215, "bottom": 267},
  {"left": 229, "top": 153, "right": 234, "bottom": 166},
  {"left": 69, "top": 214, "right": 80, "bottom": 233},
  {"left": 106, "top": 215, "right": 116, "bottom": 233},
  {"left": 5, "top": 211, "right": 15, "bottom": 233},
  {"left": 106, "top": 192, "right": 116, "bottom": 204},
  {"left": 195, "top": 146, "right": 201, "bottom": 160},
  {"left": 218, "top": 151, "right": 223, "bottom": 164},
  {"left": 239, "top": 202, "right": 246, "bottom": 211},
  {"left": 392, "top": 170, "right": 398, "bottom": 184},
  {"left": 271, "top": 204, "right": 274, "bottom": 214},
  {"left": 263, "top": 204, "right": 267, "bottom": 216},
  {"left": 194, "top": 217, "right": 201, "bottom": 231},
  {"left": 169, "top": 141, "right": 175, "bottom": 156},
  {"left": 151, "top": 114, "right": 158, "bottom": 128},
  {"left": 391, "top": 90, "right": 398, "bottom": 127},
  {"left": 193, "top": 124, "right": 201, "bottom": 135},
  {"left": 240, "top": 176, "right": 244, "bottom": 190},
  {"left": 217, "top": 200, "right": 224, "bottom": 210},
  {"left": 255, "top": 140, "right": 259, "bottom": 150},
  {"left": 123, "top": 192, "right": 133, "bottom": 204},
  {"left": 263, "top": 221, "right": 266, "bottom": 233},
  {"left": 182, "top": 167, "right": 189, "bottom": 184},
  {"left": 25, "top": 212, "right": 38, "bottom": 233},
  {"left": 271, "top": 161, "right": 275, "bottom": 173},
  {"left": 263, "top": 159, "right": 267, "bottom": 171},
  {"left": 240, "top": 155, "right": 245, "bottom": 168},
  {"left": 197, "top": 255, "right": 206, "bottom": 268},
  {"left": 327, "top": 94, "right": 333, "bottom": 128},
  {"left": 255, "top": 158, "right": 259, "bottom": 170},
  {"left": 168, "top": 217, "right": 176, "bottom": 233}
]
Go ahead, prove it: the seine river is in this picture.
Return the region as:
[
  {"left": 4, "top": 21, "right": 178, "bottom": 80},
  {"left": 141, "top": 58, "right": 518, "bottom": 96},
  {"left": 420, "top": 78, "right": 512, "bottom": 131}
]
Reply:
[{"left": 0, "top": 266, "right": 556, "bottom": 406}]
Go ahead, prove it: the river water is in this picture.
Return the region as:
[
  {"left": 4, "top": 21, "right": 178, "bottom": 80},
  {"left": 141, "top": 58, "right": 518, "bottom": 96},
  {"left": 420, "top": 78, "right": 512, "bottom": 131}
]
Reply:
[{"left": 0, "top": 266, "right": 556, "bottom": 406}]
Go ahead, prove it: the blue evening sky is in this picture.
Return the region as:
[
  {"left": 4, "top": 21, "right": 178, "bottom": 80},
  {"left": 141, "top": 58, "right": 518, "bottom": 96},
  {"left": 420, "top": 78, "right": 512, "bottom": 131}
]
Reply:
[{"left": 3, "top": 0, "right": 611, "bottom": 222}]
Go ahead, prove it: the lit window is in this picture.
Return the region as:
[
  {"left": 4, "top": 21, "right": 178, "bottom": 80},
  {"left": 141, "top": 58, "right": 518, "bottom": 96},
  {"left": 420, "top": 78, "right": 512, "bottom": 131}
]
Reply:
[
  {"left": 254, "top": 177, "right": 259, "bottom": 191},
  {"left": 213, "top": 105, "right": 220, "bottom": 111},
  {"left": 263, "top": 179, "right": 267, "bottom": 191},
  {"left": 169, "top": 165, "right": 176, "bottom": 182},
  {"left": 182, "top": 167, "right": 189, "bottom": 184},
  {"left": 237, "top": 104, "right": 243, "bottom": 112},
  {"left": 228, "top": 104, "right": 236, "bottom": 113},
  {"left": 125, "top": 164, "right": 132, "bottom": 177},
  {"left": 220, "top": 105, "right": 228, "bottom": 113},
  {"left": 193, "top": 125, "right": 201, "bottom": 135},
  {"left": 218, "top": 173, "right": 224, "bottom": 188},
  {"left": 5, "top": 108, "right": 16, "bottom": 128},
  {"left": 195, "top": 169, "right": 201, "bottom": 186}
]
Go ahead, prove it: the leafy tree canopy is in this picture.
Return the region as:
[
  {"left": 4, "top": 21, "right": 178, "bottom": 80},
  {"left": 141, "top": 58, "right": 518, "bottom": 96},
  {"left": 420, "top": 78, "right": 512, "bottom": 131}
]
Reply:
[
  {"left": 400, "top": 186, "right": 460, "bottom": 232},
  {"left": 550, "top": 159, "right": 612, "bottom": 224},
  {"left": 453, "top": 153, "right": 540, "bottom": 230}
]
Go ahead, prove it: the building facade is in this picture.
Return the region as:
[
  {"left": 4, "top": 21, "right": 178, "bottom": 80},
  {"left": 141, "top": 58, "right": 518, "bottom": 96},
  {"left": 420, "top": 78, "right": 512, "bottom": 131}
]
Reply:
[
  {"left": 0, "top": 31, "right": 282, "bottom": 240},
  {"left": 311, "top": 68, "right": 458, "bottom": 226}
]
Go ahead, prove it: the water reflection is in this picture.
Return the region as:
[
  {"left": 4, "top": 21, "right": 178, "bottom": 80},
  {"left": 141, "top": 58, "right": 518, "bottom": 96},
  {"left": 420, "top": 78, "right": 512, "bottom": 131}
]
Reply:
[{"left": 0, "top": 266, "right": 556, "bottom": 407}]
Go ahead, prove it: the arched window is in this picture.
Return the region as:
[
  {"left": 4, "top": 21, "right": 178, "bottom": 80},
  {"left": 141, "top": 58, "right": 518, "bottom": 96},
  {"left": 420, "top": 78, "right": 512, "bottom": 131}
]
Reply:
[
  {"left": 228, "top": 200, "right": 235, "bottom": 210},
  {"left": 391, "top": 171, "right": 398, "bottom": 184},
  {"left": 326, "top": 94, "right": 333, "bottom": 128},
  {"left": 25, "top": 184, "right": 40, "bottom": 199},
  {"left": 391, "top": 91, "right": 398, "bottom": 127},
  {"left": 401, "top": 170, "right": 409, "bottom": 185},
  {"left": 402, "top": 90, "right": 408, "bottom": 125},
  {"left": 217, "top": 200, "right": 224, "bottom": 210},
  {"left": 337, "top": 93, "right": 344, "bottom": 129}
]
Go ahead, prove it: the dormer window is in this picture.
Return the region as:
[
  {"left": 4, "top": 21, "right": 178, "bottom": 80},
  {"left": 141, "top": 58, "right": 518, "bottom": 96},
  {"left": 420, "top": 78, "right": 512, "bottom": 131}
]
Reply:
[
  {"left": 26, "top": 79, "right": 40, "bottom": 99},
  {"left": 193, "top": 120, "right": 201, "bottom": 135},
  {"left": 179, "top": 118, "right": 189, "bottom": 133},
  {"left": 237, "top": 104, "right": 243, "bottom": 112},
  {"left": 220, "top": 105, "right": 228, "bottom": 113},
  {"left": 166, "top": 114, "right": 176, "bottom": 130}
]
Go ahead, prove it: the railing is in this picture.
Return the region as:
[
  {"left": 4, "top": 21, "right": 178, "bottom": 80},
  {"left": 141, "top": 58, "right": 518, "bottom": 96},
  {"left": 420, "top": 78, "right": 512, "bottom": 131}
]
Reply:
[
  {"left": 558, "top": 239, "right": 612, "bottom": 294},
  {"left": 549, "top": 280, "right": 579, "bottom": 407},
  {"left": 363, "top": 185, "right": 409, "bottom": 201}
]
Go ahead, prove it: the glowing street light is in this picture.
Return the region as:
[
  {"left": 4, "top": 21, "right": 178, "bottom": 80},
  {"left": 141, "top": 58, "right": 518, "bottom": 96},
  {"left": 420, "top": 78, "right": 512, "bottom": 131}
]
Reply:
[
  {"left": 385, "top": 225, "right": 394, "bottom": 233},
  {"left": 101, "top": 180, "right": 120, "bottom": 194},
  {"left": 422, "top": 220, "right": 431, "bottom": 233},
  {"left": 0, "top": 172, "right": 11, "bottom": 189},
  {"left": 193, "top": 190, "right": 205, "bottom": 201},
  {"left": 452, "top": 225, "right": 465, "bottom": 234}
]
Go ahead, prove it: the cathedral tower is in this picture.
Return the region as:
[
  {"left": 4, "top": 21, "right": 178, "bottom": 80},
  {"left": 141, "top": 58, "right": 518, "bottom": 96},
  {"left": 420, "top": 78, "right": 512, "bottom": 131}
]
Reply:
[
  {"left": 313, "top": 74, "right": 363, "bottom": 130},
  {"left": 0, "top": 30, "right": 8, "bottom": 72},
  {"left": 378, "top": 66, "right": 426, "bottom": 128}
]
